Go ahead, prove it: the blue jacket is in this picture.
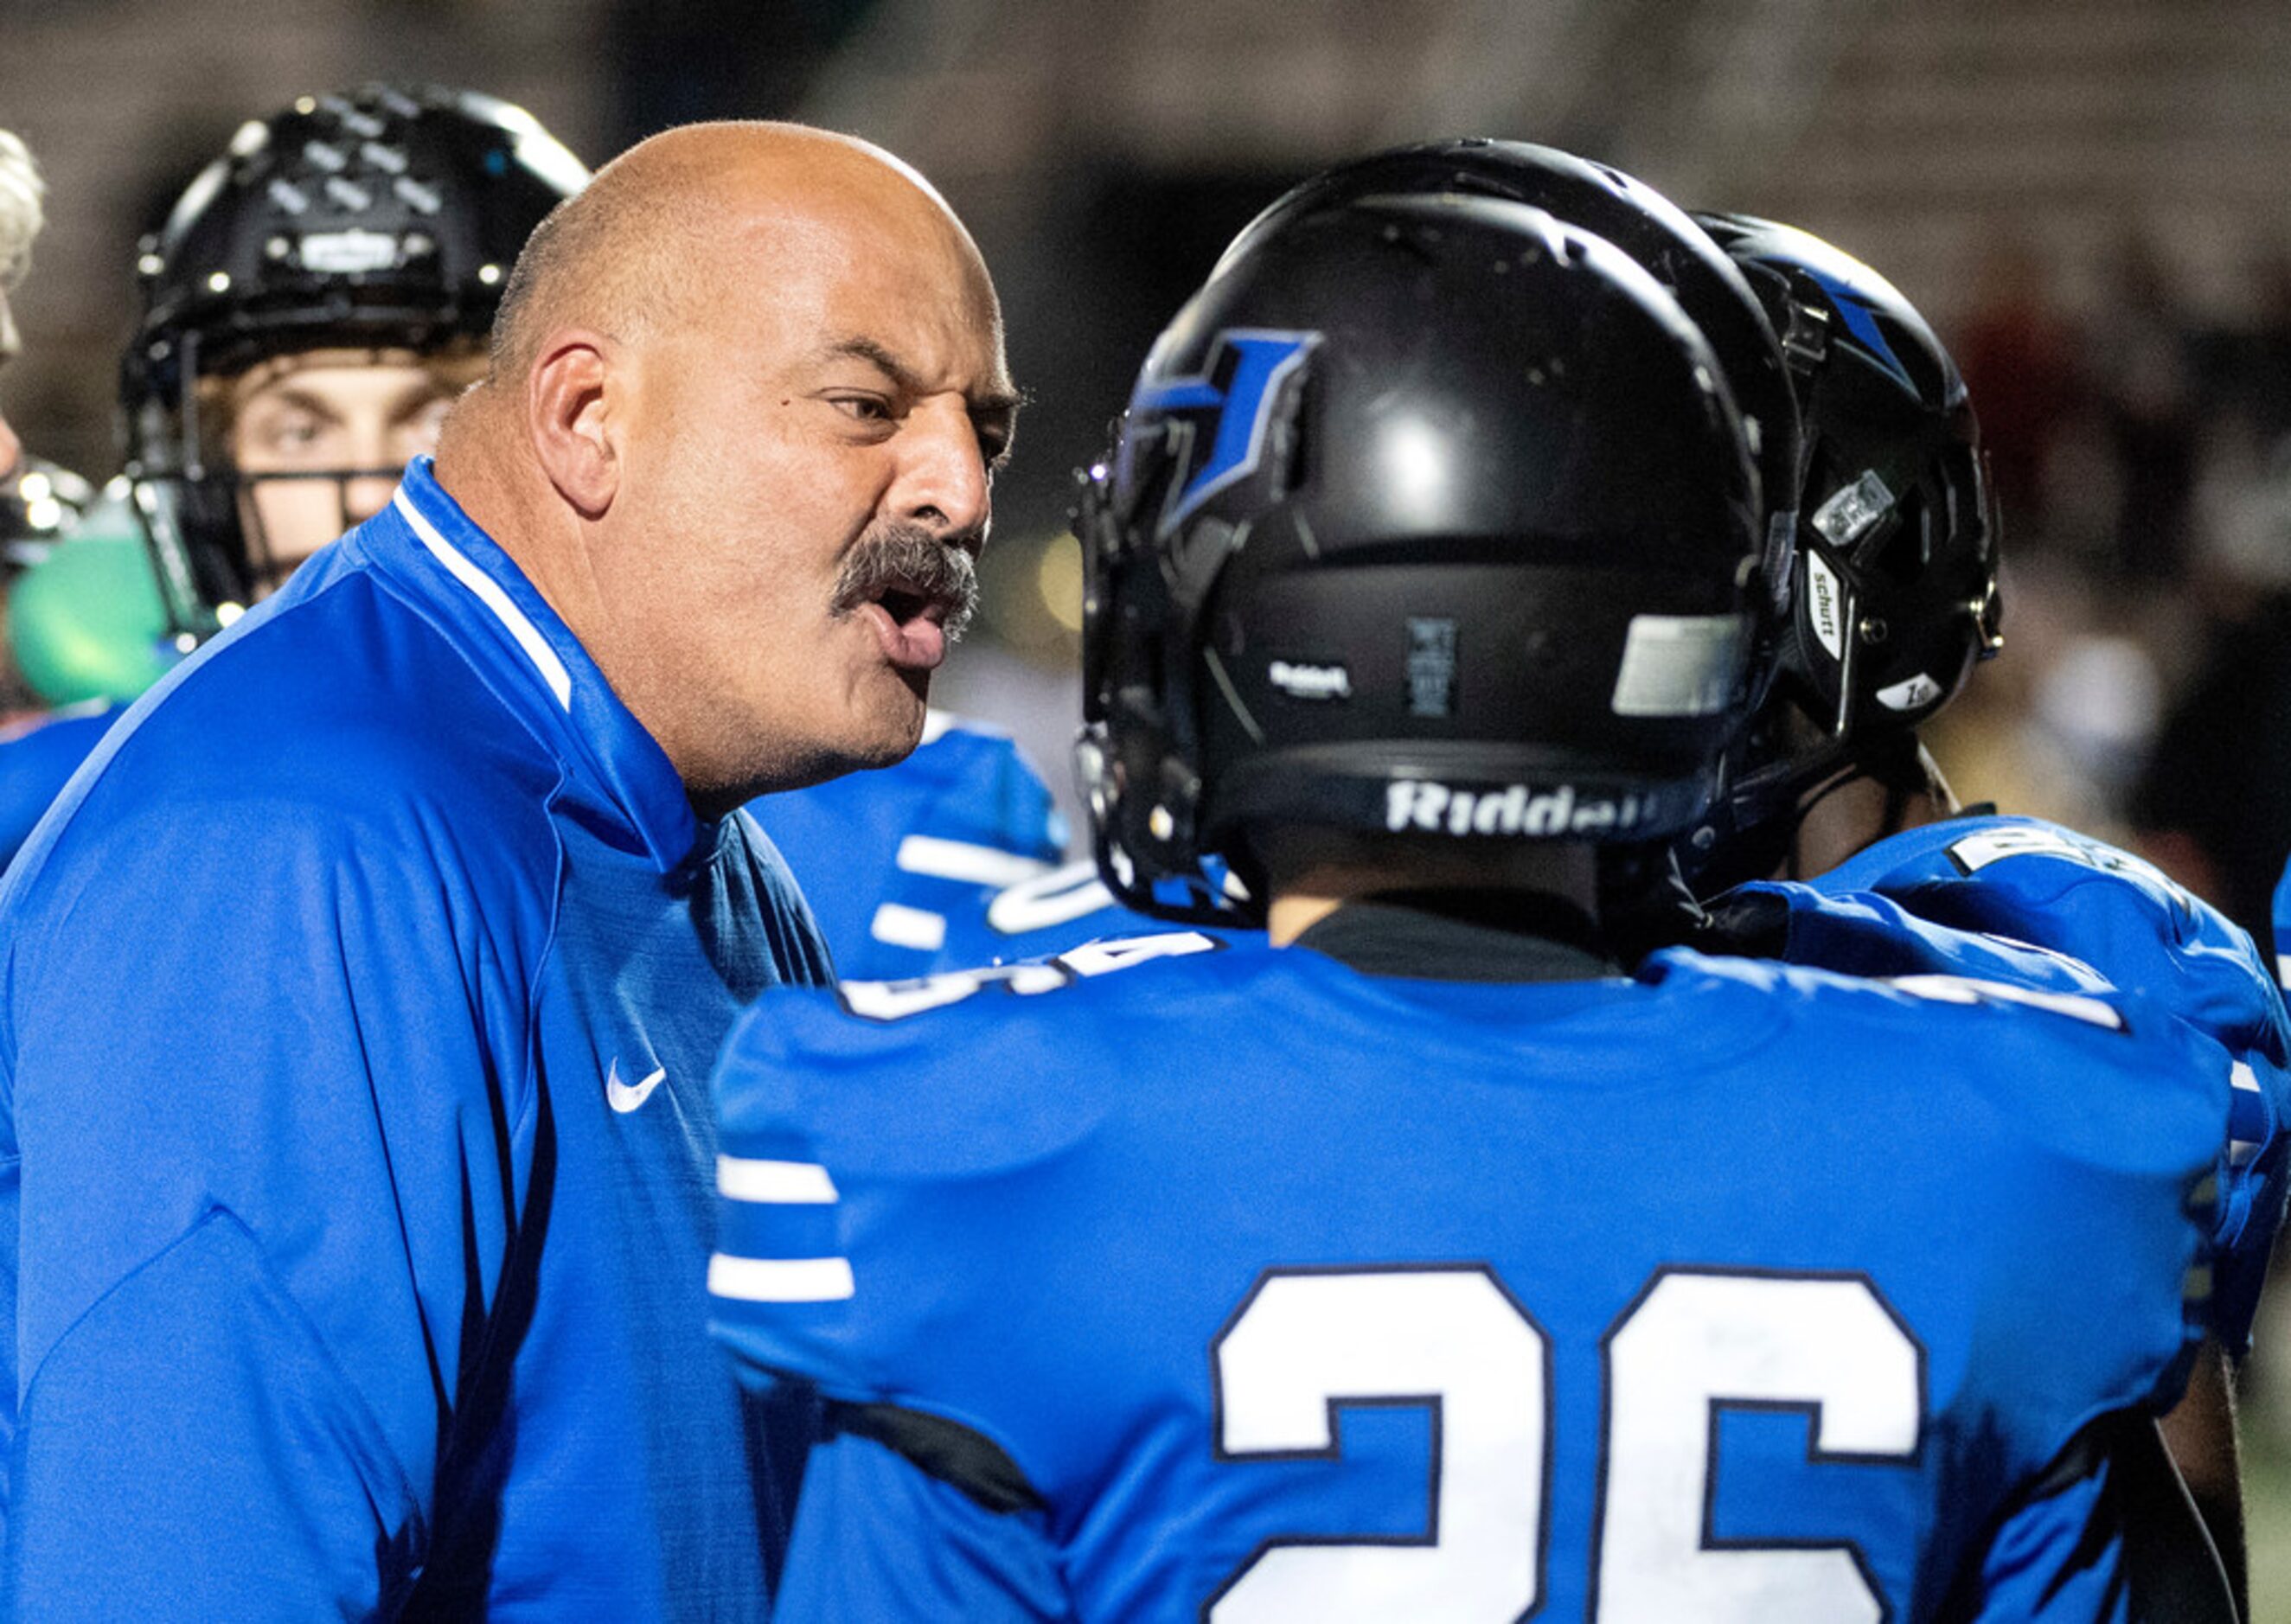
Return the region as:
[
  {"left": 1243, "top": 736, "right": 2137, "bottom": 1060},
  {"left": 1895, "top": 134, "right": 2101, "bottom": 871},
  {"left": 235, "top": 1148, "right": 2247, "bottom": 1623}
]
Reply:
[{"left": 0, "top": 457, "right": 832, "bottom": 1619}]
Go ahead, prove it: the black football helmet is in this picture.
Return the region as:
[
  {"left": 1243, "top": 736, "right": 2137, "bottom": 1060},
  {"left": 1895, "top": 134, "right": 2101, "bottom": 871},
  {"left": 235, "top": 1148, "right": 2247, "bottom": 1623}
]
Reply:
[
  {"left": 1214, "top": 139, "right": 1801, "bottom": 570},
  {"left": 122, "top": 83, "right": 586, "bottom": 633},
  {"left": 1684, "top": 213, "right": 2000, "bottom": 884},
  {"left": 1078, "top": 192, "right": 1771, "bottom": 924}
]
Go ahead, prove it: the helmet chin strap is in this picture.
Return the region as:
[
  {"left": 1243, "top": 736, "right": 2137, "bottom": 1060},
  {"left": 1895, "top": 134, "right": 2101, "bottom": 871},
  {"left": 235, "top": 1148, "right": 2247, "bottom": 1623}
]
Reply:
[
  {"left": 1782, "top": 729, "right": 1953, "bottom": 879},
  {"left": 1685, "top": 719, "right": 1941, "bottom": 896}
]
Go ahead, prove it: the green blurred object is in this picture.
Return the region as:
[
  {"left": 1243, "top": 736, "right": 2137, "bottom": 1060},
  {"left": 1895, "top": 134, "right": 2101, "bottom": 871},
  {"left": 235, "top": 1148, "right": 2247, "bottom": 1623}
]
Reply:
[{"left": 8, "top": 507, "right": 179, "bottom": 706}]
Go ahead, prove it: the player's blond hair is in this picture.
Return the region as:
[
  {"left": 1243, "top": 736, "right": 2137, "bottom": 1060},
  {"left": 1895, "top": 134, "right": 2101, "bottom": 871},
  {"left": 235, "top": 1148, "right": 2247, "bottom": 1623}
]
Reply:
[{"left": 0, "top": 129, "right": 45, "bottom": 290}]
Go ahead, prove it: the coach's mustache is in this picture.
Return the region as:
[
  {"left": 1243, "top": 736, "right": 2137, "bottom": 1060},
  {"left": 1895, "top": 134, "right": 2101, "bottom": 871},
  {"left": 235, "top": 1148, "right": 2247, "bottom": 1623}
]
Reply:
[{"left": 830, "top": 524, "right": 982, "bottom": 643}]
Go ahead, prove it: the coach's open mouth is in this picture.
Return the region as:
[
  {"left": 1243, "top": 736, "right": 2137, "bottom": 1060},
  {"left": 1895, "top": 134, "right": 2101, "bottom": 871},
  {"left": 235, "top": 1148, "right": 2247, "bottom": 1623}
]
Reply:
[{"left": 860, "top": 583, "right": 953, "bottom": 670}]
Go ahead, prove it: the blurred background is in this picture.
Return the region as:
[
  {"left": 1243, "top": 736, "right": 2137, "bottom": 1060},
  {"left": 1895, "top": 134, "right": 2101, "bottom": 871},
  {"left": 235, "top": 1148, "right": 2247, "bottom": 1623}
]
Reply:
[{"left": 8, "top": 0, "right": 2291, "bottom": 1605}]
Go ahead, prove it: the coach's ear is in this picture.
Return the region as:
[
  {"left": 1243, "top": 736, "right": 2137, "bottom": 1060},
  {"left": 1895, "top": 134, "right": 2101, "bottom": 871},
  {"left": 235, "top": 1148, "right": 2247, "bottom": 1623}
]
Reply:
[{"left": 528, "top": 329, "right": 618, "bottom": 519}]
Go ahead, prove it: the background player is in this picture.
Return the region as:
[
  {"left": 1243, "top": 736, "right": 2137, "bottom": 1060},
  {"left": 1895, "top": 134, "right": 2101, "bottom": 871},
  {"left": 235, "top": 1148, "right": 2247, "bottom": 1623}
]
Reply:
[
  {"left": 1674, "top": 211, "right": 1997, "bottom": 894},
  {"left": 707, "top": 185, "right": 2242, "bottom": 1621},
  {"left": 0, "top": 86, "right": 585, "bottom": 855},
  {"left": 1671, "top": 213, "right": 2288, "bottom": 1608},
  {"left": 119, "top": 87, "right": 585, "bottom": 625},
  {"left": 0, "top": 129, "right": 37, "bottom": 507},
  {"left": 0, "top": 127, "right": 100, "bottom": 712}
]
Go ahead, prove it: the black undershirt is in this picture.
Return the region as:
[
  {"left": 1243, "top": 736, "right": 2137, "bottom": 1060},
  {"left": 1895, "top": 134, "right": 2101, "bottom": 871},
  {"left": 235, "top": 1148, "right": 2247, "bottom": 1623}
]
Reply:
[{"left": 1290, "top": 888, "right": 1623, "bottom": 984}]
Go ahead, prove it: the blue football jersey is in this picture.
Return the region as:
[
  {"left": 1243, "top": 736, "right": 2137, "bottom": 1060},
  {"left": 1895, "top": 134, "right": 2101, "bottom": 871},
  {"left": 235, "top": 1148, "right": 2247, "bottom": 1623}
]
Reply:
[
  {"left": 747, "top": 713, "right": 1069, "bottom": 980},
  {"left": 944, "top": 854, "right": 1226, "bottom": 967},
  {"left": 0, "top": 702, "right": 117, "bottom": 873},
  {"left": 756, "top": 732, "right": 1235, "bottom": 973},
  {"left": 710, "top": 933, "right": 2229, "bottom": 1621},
  {"left": 1740, "top": 813, "right": 2291, "bottom": 1352},
  {"left": 0, "top": 460, "right": 833, "bottom": 1619}
]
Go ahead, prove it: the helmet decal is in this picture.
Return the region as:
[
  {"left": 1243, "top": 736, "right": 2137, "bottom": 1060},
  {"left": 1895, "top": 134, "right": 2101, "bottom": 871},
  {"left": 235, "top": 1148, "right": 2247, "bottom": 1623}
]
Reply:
[
  {"left": 1795, "top": 260, "right": 1916, "bottom": 391},
  {"left": 1130, "top": 328, "right": 1316, "bottom": 539}
]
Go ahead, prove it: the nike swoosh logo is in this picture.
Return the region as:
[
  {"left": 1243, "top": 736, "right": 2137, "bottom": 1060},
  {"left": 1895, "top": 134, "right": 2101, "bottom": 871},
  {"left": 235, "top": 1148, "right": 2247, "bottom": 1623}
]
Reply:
[{"left": 606, "top": 1060, "right": 668, "bottom": 1114}]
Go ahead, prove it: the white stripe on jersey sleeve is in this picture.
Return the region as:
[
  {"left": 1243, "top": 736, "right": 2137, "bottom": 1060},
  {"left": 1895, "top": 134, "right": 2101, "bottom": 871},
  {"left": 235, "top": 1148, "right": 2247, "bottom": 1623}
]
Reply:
[
  {"left": 894, "top": 834, "right": 1054, "bottom": 889},
  {"left": 870, "top": 902, "right": 947, "bottom": 952},
  {"left": 718, "top": 1155, "right": 840, "bottom": 1205},
  {"left": 708, "top": 1253, "right": 855, "bottom": 1303}
]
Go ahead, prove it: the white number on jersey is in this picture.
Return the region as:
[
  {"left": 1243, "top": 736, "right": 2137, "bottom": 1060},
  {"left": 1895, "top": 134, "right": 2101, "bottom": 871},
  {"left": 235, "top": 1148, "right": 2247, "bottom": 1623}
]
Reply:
[
  {"left": 1210, "top": 1268, "right": 1547, "bottom": 1621},
  {"left": 987, "top": 859, "right": 1117, "bottom": 936},
  {"left": 1597, "top": 1269, "right": 1921, "bottom": 1621},
  {"left": 1212, "top": 1265, "right": 1923, "bottom": 1621},
  {"left": 837, "top": 931, "right": 1222, "bottom": 1022}
]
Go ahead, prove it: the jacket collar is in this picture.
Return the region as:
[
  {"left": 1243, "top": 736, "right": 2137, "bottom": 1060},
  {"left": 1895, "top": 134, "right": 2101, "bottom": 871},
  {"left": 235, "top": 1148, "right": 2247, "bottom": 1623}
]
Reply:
[{"left": 363, "top": 457, "right": 705, "bottom": 872}]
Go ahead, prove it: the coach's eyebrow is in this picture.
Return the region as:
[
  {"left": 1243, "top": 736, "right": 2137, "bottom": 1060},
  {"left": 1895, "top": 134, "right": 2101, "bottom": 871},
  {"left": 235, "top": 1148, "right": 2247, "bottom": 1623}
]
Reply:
[
  {"left": 822, "top": 336, "right": 917, "bottom": 388},
  {"left": 823, "top": 336, "right": 1025, "bottom": 415}
]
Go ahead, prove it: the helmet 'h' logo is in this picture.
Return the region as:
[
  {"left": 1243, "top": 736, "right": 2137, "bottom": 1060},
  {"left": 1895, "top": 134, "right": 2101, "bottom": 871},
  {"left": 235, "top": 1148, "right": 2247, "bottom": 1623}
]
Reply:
[
  {"left": 1130, "top": 329, "right": 1317, "bottom": 538},
  {"left": 1796, "top": 263, "right": 1913, "bottom": 390}
]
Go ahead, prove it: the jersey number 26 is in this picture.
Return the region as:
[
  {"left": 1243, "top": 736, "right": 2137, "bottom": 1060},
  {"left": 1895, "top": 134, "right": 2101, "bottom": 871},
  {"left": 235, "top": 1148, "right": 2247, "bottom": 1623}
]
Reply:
[{"left": 1211, "top": 1263, "right": 1921, "bottom": 1621}]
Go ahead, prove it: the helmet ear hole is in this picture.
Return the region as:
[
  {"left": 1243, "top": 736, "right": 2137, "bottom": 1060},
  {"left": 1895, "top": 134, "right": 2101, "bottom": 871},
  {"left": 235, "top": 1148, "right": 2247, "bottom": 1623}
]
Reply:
[{"left": 1867, "top": 489, "right": 1931, "bottom": 585}]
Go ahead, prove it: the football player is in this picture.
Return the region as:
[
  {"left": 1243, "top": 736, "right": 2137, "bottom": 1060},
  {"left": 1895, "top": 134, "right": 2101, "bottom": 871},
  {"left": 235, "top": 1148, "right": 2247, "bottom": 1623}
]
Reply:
[
  {"left": 1672, "top": 213, "right": 1997, "bottom": 895},
  {"left": 0, "top": 86, "right": 584, "bottom": 860},
  {"left": 707, "top": 187, "right": 2243, "bottom": 1620},
  {"left": 946, "top": 137, "right": 1809, "bottom": 962},
  {"left": 0, "top": 126, "right": 99, "bottom": 699},
  {"left": 119, "top": 89, "right": 585, "bottom": 626},
  {"left": 1678, "top": 214, "right": 2288, "bottom": 1608},
  {"left": 0, "top": 128, "right": 36, "bottom": 508}
]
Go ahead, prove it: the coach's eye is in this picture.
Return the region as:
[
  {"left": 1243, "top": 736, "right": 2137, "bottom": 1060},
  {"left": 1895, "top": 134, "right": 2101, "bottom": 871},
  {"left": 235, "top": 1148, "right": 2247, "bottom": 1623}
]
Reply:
[{"left": 829, "top": 395, "right": 894, "bottom": 425}]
